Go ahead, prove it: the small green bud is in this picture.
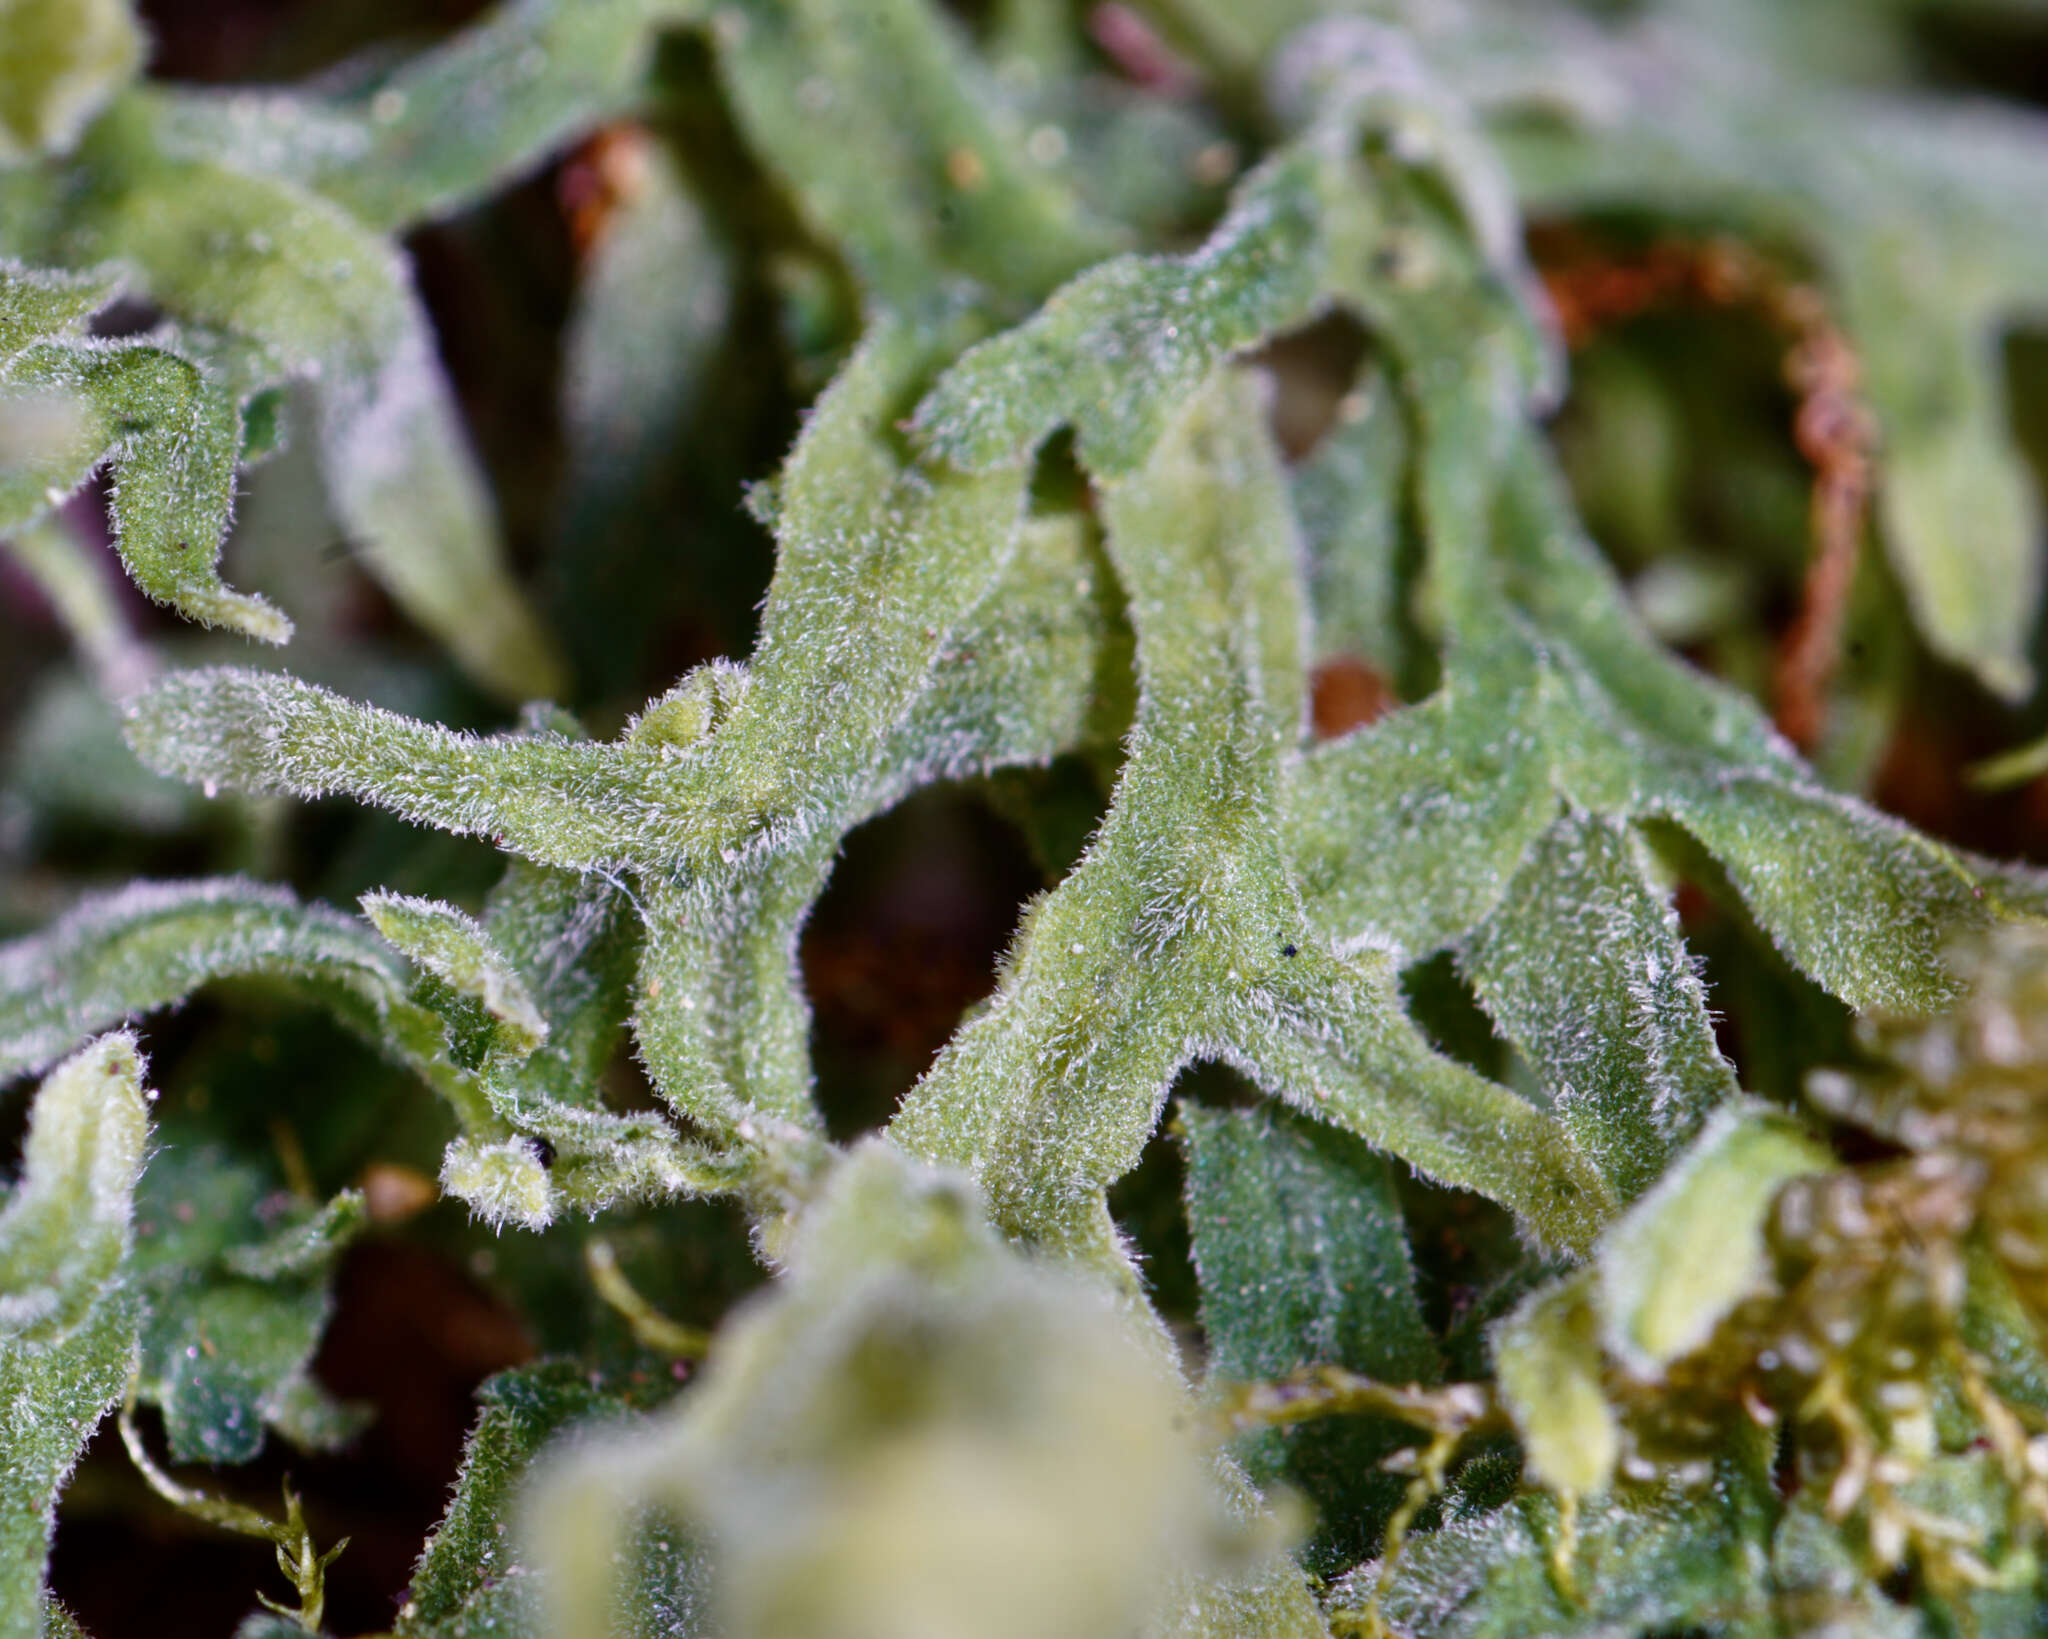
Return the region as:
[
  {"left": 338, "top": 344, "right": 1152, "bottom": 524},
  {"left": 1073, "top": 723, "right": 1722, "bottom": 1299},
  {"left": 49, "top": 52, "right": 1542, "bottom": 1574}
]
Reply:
[
  {"left": 441, "top": 1137, "right": 556, "bottom": 1232},
  {"left": 625, "top": 660, "right": 751, "bottom": 753}
]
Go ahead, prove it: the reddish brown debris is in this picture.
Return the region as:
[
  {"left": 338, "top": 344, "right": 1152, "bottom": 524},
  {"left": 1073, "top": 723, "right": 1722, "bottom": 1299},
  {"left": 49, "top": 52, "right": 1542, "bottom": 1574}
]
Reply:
[
  {"left": 558, "top": 123, "right": 656, "bottom": 257},
  {"left": 1311, "top": 656, "right": 1396, "bottom": 740}
]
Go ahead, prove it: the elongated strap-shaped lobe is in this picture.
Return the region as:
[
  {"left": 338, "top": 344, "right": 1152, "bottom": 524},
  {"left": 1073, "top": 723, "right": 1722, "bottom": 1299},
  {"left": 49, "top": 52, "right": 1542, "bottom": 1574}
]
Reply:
[
  {"left": 710, "top": 0, "right": 1121, "bottom": 309},
  {"left": 1462, "top": 810, "right": 1737, "bottom": 1204},
  {"left": 893, "top": 370, "right": 1611, "bottom": 1257},
  {"left": 51, "top": 102, "right": 565, "bottom": 699},
  {"left": 0, "top": 261, "right": 285, "bottom": 642},
  {"left": 0, "top": 1035, "right": 151, "bottom": 1639},
  {"left": 0, "top": 878, "right": 497, "bottom": 1136},
  {"left": 146, "top": 0, "right": 699, "bottom": 234}
]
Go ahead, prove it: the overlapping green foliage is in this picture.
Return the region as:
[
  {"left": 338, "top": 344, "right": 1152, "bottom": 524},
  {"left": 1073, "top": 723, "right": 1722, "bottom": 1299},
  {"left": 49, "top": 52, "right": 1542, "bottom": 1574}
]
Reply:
[
  {"left": 0, "top": 1034, "right": 151, "bottom": 1639},
  {"left": 6, "top": 0, "right": 2048, "bottom": 1635}
]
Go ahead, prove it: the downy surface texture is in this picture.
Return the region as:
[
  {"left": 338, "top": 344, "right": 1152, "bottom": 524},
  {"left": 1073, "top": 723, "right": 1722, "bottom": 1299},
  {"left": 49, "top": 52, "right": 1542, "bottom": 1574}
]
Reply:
[{"left": 7, "top": 0, "right": 2048, "bottom": 1636}]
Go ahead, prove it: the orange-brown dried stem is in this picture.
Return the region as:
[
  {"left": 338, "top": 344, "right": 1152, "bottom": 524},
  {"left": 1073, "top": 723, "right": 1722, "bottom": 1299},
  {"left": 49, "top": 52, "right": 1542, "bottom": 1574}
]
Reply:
[{"left": 1534, "top": 232, "right": 1876, "bottom": 750}]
